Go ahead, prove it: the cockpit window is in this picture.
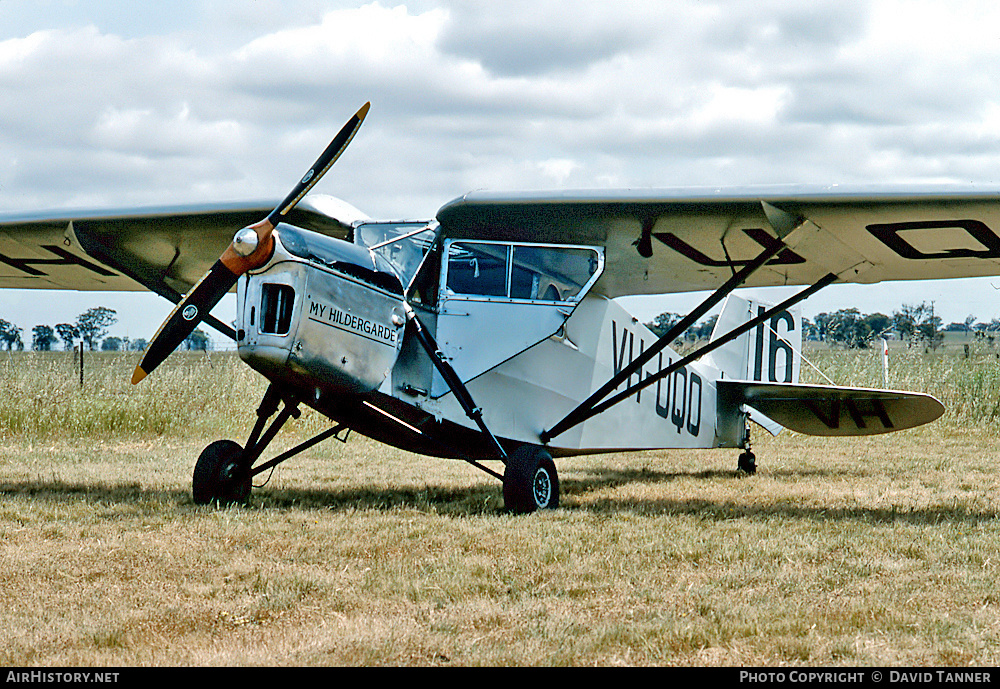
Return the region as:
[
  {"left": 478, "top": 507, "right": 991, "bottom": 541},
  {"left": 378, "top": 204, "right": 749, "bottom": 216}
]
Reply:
[
  {"left": 510, "top": 245, "right": 600, "bottom": 301},
  {"left": 446, "top": 242, "right": 509, "bottom": 297},
  {"left": 442, "top": 240, "right": 603, "bottom": 303}
]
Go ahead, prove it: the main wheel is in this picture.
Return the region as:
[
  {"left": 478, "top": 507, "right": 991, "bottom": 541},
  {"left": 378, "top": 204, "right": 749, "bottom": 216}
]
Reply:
[
  {"left": 503, "top": 446, "right": 559, "bottom": 514},
  {"left": 193, "top": 440, "right": 251, "bottom": 505},
  {"left": 737, "top": 450, "right": 757, "bottom": 475}
]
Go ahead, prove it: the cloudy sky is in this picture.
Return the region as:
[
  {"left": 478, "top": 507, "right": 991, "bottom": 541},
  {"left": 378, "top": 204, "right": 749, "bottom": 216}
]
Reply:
[{"left": 5, "top": 0, "right": 1000, "bottom": 346}]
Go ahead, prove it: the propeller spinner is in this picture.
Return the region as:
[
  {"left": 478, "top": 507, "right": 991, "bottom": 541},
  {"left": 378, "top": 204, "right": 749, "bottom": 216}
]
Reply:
[{"left": 132, "top": 102, "right": 371, "bottom": 384}]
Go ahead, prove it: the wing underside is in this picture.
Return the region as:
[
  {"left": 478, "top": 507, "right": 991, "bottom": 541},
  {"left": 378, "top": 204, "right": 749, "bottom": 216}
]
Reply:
[
  {"left": 0, "top": 195, "right": 362, "bottom": 297},
  {"left": 8, "top": 186, "right": 1000, "bottom": 302}
]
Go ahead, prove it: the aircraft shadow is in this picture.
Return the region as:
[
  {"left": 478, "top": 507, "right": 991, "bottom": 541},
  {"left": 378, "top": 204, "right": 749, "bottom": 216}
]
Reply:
[
  {"left": 0, "top": 479, "right": 188, "bottom": 507},
  {"left": 4, "top": 472, "right": 997, "bottom": 526}
]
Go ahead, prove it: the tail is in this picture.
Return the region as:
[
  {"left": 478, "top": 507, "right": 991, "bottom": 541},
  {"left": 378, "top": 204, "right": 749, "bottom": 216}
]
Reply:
[
  {"left": 707, "top": 294, "right": 802, "bottom": 384},
  {"left": 708, "top": 295, "right": 944, "bottom": 438}
]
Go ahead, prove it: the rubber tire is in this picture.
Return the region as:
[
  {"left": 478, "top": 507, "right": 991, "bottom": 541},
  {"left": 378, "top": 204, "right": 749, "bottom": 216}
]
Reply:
[
  {"left": 738, "top": 450, "right": 757, "bottom": 475},
  {"left": 503, "top": 446, "right": 559, "bottom": 514},
  {"left": 193, "top": 440, "right": 251, "bottom": 505}
]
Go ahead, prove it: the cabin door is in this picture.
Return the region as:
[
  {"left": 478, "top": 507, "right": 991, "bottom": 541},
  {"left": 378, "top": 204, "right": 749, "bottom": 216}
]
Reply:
[{"left": 433, "top": 239, "right": 603, "bottom": 397}]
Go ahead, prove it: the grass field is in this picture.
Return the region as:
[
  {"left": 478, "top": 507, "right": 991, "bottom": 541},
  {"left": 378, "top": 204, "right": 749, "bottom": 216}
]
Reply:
[{"left": 3, "top": 347, "right": 1000, "bottom": 666}]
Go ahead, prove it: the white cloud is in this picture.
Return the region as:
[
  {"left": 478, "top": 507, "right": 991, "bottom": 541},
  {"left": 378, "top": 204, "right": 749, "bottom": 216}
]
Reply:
[{"left": 5, "top": 0, "right": 1000, "bottom": 335}]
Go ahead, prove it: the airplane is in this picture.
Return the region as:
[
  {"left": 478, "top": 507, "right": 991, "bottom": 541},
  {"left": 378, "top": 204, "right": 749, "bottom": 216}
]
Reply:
[{"left": 11, "top": 100, "right": 1000, "bottom": 513}]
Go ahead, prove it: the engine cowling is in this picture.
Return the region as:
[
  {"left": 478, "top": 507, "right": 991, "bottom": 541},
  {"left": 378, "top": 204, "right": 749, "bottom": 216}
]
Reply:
[{"left": 236, "top": 224, "right": 406, "bottom": 397}]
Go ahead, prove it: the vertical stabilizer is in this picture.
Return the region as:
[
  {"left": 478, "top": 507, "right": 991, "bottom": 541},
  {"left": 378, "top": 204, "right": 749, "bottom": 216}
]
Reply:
[{"left": 707, "top": 294, "right": 802, "bottom": 384}]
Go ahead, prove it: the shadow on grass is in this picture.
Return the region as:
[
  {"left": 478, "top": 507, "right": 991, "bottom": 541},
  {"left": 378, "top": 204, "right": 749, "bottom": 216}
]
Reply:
[
  {"left": 0, "top": 479, "right": 185, "bottom": 504},
  {"left": 257, "top": 483, "right": 502, "bottom": 515},
  {"left": 4, "top": 470, "right": 998, "bottom": 525}
]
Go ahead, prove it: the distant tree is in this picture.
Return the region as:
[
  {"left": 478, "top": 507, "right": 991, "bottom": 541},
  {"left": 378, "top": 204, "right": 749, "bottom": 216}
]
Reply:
[
  {"left": 76, "top": 307, "right": 117, "bottom": 350},
  {"left": 101, "top": 337, "right": 124, "bottom": 351},
  {"left": 863, "top": 312, "right": 892, "bottom": 338},
  {"left": 128, "top": 338, "right": 148, "bottom": 352},
  {"left": 645, "top": 311, "right": 717, "bottom": 342},
  {"left": 645, "top": 311, "right": 683, "bottom": 339},
  {"left": 810, "top": 312, "right": 833, "bottom": 342},
  {"left": 893, "top": 302, "right": 943, "bottom": 350},
  {"left": 917, "top": 305, "right": 944, "bottom": 351},
  {"left": 184, "top": 329, "right": 211, "bottom": 351},
  {"left": 55, "top": 323, "right": 80, "bottom": 351},
  {"left": 809, "top": 310, "right": 890, "bottom": 347},
  {"left": 892, "top": 303, "right": 924, "bottom": 345},
  {"left": 685, "top": 315, "right": 718, "bottom": 341},
  {"left": 31, "top": 324, "right": 57, "bottom": 351},
  {"left": 802, "top": 317, "right": 820, "bottom": 341},
  {"left": 945, "top": 316, "right": 979, "bottom": 332},
  {"left": 825, "top": 308, "right": 870, "bottom": 348},
  {"left": 0, "top": 319, "right": 22, "bottom": 350}
]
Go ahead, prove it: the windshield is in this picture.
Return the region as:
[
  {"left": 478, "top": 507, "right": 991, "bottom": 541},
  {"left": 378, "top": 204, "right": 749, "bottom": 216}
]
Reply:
[{"left": 355, "top": 222, "right": 436, "bottom": 287}]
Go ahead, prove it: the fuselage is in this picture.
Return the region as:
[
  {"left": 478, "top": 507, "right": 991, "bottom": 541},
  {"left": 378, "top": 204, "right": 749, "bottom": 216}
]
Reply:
[{"left": 234, "top": 222, "right": 747, "bottom": 460}]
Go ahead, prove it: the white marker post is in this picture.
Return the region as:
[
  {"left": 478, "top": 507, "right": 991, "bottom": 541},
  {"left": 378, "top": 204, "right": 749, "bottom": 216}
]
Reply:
[{"left": 882, "top": 338, "right": 889, "bottom": 387}]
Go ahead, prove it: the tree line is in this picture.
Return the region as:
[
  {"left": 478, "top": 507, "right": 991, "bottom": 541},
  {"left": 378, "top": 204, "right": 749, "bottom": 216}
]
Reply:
[
  {"left": 646, "top": 301, "right": 991, "bottom": 351},
  {"left": 0, "top": 307, "right": 211, "bottom": 352}
]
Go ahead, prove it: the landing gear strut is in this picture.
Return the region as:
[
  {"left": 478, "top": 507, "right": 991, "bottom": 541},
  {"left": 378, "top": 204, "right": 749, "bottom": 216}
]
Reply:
[{"left": 192, "top": 384, "right": 349, "bottom": 505}]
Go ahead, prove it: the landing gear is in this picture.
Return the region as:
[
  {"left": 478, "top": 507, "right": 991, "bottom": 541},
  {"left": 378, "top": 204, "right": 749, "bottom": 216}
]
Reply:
[
  {"left": 193, "top": 440, "right": 251, "bottom": 505},
  {"left": 503, "top": 445, "right": 559, "bottom": 514},
  {"left": 737, "top": 450, "right": 757, "bottom": 475},
  {"left": 192, "top": 383, "right": 349, "bottom": 506},
  {"left": 737, "top": 417, "right": 756, "bottom": 475}
]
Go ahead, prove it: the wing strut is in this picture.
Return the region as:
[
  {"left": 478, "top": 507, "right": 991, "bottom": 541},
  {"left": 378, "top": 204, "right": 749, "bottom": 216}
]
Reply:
[
  {"left": 539, "top": 226, "right": 797, "bottom": 444},
  {"left": 540, "top": 270, "right": 838, "bottom": 443}
]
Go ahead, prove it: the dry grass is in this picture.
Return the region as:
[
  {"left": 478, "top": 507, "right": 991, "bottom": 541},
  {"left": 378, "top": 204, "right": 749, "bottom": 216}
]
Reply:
[{"left": 2, "top": 350, "right": 1000, "bottom": 666}]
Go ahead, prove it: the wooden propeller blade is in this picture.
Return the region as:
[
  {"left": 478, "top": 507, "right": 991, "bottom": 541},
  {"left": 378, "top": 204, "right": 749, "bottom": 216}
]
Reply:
[
  {"left": 266, "top": 101, "right": 370, "bottom": 227},
  {"left": 131, "top": 102, "right": 372, "bottom": 384},
  {"left": 131, "top": 260, "right": 238, "bottom": 384}
]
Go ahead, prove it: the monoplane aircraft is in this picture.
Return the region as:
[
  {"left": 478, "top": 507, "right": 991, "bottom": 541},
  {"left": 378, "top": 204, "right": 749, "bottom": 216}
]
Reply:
[{"left": 8, "top": 102, "right": 994, "bottom": 512}]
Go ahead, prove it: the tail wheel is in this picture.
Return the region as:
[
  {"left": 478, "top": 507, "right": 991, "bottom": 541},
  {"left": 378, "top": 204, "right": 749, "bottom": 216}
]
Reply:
[
  {"left": 193, "top": 439, "right": 252, "bottom": 505},
  {"left": 503, "top": 446, "right": 559, "bottom": 514},
  {"left": 738, "top": 450, "right": 757, "bottom": 475}
]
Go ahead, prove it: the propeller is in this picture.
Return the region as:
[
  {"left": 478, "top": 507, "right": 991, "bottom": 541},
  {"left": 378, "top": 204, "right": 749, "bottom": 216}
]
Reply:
[{"left": 131, "top": 101, "right": 371, "bottom": 385}]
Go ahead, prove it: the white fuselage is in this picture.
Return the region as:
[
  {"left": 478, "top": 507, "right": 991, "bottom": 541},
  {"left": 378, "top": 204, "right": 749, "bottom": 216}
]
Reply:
[
  {"left": 236, "top": 223, "right": 752, "bottom": 458},
  {"left": 392, "top": 295, "right": 740, "bottom": 454}
]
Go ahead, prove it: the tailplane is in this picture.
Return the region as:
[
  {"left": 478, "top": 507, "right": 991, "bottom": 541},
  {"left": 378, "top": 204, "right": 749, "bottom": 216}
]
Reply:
[
  {"left": 717, "top": 381, "right": 943, "bottom": 436},
  {"left": 708, "top": 295, "right": 944, "bottom": 437}
]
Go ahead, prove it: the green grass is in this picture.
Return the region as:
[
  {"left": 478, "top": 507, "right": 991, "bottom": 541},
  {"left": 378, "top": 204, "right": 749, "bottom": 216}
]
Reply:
[
  {"left": 2, "top": 347, "right": 1000, "bottom": 665},
  {"left": 6, "top": 342, "right": 1000, "bottom": 440},
  {"left": 0, "top": 351, "right": 331, "bottom": 441},
  {"left": 799, "top": 340, "right": 1000, "bottom": 431}
]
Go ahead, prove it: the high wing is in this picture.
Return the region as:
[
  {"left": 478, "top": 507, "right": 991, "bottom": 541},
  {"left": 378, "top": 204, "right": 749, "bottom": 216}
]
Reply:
[
  {"left": 436, "top": 186, "right": 1000, "bottom": 298},
  {"left": 0, "top": 194, "right": 365, "bottom": 300},
  {"left": 9, "top": 184, "right": 1000, "bottom": 306}
]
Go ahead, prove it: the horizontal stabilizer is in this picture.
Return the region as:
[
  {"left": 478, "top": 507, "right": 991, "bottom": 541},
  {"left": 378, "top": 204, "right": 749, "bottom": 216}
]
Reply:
[{"left": 718, "top": 381, "right": 944, "bottom": 436}]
